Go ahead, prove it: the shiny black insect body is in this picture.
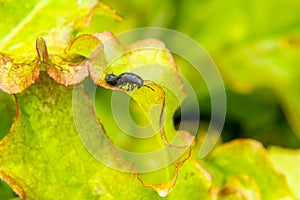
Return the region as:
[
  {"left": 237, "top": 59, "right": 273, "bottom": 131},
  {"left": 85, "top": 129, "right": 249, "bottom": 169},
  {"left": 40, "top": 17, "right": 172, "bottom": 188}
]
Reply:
[{"left": 105, "top": 72, "right": 154, "bottom": 91}]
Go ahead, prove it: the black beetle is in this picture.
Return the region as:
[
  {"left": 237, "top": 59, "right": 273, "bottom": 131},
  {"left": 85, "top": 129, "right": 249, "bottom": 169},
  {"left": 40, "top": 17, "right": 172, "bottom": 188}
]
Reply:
[{"left": 105, "top": 72, "right": 154, "bottom": 91}]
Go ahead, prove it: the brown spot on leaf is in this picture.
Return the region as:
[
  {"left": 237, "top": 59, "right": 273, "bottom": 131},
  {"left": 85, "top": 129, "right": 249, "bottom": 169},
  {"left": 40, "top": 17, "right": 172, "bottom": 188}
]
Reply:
[
  {"left": 0, "top": 53, "right": 40, "bottom": 94},
  {"left": 36, "top": 37, "right": 90, "bottom": 86}
]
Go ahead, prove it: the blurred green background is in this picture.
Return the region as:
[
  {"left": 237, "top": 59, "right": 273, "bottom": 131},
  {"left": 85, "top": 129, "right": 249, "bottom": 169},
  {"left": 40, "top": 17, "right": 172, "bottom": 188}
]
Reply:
[{"left": 1, "top": 0, "right": 300, "bottom": 199}]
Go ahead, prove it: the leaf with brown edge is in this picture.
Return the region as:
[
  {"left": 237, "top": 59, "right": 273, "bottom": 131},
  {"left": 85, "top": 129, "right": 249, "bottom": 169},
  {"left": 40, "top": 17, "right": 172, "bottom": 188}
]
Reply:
[
  {"left": 91, "top": 32, "right": 191, "bottom": 149},
  {"left": 0, "top": 33, "right": 103, "bottom": 93},
  {"left": 36, "top": 36, "right": 93, "bottom": 86},
  {"left": 0, "top": 1, "right": 217, "bottom": 199},
  {"left": 43, "top": 33, "right": 109, "bottom": 86},
  {"left": 0, "top": 1, "right": 123, "bottom": 94},
  {"left": 124, "top": 38, "right": 188, "bottom": 146},
  {"left": 137, "top": 147, "right": 192, "bottom": 197},
  {"left": 0, "top": 72, "right": 160, "bottom": 199},
  {"left": 91, "top": 32, "right": 194, "bottom": 193},
  {"left": 214, "top": 175, "right": 262, "bottom": 200},
  {"left": 0, "top": 53, "right": 40, "bottom": 94},
  {"left": 129, "top": 81, "right": 190, "bottom": 148},
  {"left": 67, "top": 34, "right": 102, "bottom": 58},
  {"left": 91, "top": 2, "right": 124, "bottom": 22},
  {"left": 44, "top": 55, "right": 90, "bottom": 86},
  {"left": 162, "top": 150, "right": 213, "bottom": 199},
  {"left": 87, "top": 32, "right": 126, "bottom": 85}
]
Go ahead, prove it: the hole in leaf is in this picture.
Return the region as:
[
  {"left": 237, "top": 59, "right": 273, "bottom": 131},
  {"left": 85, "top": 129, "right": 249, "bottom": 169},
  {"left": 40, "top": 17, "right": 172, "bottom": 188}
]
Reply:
[{"left": 0, "top": 179, "right": 19, "bottom": 199}]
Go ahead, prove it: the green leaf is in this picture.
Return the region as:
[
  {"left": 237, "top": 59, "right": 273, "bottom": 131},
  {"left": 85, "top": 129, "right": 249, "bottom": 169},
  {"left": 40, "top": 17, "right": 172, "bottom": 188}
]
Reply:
[
  {"left": 5, "top": 1, "right": 299, "bottom": 199},
  {"left": 0, "top": 0, "right": 98, "bottom": 53},
  {"left": 93, "top": 34, "right": 189, "bottom": 146},
  {"left": 268, "top": 146, "right": 300, "bottom": 199},
  {"left": 88, "top": 33, "right": 194, "bottom": 193},
  {"left": 166, "top": 155, "right": 213, "bottom": 199},
  {"left": 0, "top": 1, "right": 121, "bottom": 94},
  {"left": 0, "top": 72, "right": 159, "bottom": 199},
  {"left": 0, "top": 2, "right": 199, "bottom": 193},
  {"left": 0, "top": 72, "right": 214, "bottom": 199},
  {"left": 215, "top": 175, "right": 261, "bottom": 200},
  {"left": 0, "top": 17, "right": 201, "bottom": 198},
  {"left": 202, "top": 139, "right": 295, "bottom": 200}
]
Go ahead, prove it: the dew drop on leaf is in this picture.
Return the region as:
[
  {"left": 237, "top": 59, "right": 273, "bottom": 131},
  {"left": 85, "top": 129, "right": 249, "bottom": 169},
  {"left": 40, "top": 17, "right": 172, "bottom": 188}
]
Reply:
[{"left": 157, "top": 188, "right": 169, "bottom": 197}]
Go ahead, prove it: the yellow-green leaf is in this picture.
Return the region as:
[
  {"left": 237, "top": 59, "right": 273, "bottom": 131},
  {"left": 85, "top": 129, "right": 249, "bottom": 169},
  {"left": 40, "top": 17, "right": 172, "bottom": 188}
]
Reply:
[
  {"left": 0, "top": 72, "right": 160, "bottom": 199},
  {"left": 0, "top": 53, "right": 40, "bottom": 94},
  {"left": 203, "top": 139, "right": 295, "bottom": 200},
  {"left": 268, "top": 146, "right": 300, "bottom": 199},
  {"left": 0, "top": 1, "right": 122, "bottom": 94}
]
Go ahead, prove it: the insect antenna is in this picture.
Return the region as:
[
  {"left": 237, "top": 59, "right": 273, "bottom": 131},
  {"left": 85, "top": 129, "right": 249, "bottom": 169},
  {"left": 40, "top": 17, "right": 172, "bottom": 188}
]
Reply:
[{"left": 142, "top": 84, "right": 155, "bottom": 91}]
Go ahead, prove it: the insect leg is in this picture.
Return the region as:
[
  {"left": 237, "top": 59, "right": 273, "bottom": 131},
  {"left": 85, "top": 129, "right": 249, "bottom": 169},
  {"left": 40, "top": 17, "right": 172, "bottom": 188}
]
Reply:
[
  {"left": 117, "top": 83, "right": 126, "bottom": 90},
  {"left": 131, "top": 84, "right": 136, "bottom": 90}
]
